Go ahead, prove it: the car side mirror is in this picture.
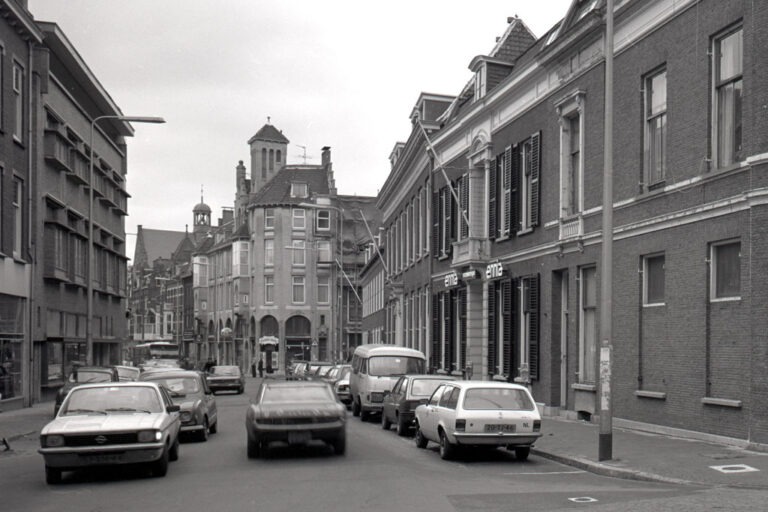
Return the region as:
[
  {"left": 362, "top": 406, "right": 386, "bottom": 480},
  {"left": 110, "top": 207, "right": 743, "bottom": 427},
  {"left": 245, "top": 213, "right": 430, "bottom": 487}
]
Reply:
[{"left": 166, "top": 405, "right": 180, "bottom": 413}]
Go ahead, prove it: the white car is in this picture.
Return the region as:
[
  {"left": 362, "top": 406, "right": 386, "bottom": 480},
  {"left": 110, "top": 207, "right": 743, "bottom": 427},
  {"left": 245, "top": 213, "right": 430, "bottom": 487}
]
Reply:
[
  {"left": 39, "top": 382, "right": 181, "bottom": 484},
  {"left": 413, "top": 381, "right": 541, "bottom": 461}
]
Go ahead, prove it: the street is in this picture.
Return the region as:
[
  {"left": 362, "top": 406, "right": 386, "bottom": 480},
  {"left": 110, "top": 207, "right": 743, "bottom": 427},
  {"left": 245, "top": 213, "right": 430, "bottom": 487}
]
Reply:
[{"left": 2, "top": 379, "right": 766, "bottom": 512}]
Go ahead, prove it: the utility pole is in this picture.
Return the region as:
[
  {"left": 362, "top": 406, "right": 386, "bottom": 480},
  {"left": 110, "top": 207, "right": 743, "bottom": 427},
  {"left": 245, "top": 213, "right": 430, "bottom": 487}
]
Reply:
[{"left": 599, "top": 0, "right": 615, "bottom": 462}]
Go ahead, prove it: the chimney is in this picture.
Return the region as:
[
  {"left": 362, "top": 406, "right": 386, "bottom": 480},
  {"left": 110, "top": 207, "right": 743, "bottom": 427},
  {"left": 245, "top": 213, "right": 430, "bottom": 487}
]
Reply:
[{"left": 321, "top": 146, "right": 331, "bottom": 166}]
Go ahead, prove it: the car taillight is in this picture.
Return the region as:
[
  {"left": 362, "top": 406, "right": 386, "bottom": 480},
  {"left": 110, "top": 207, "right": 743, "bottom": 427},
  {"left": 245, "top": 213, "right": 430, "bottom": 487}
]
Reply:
[
  {"left": 455, "top": 419, "right": 466, "bottom": 432},
  {"left": 533, "top": 420, "right": 541, "bottom": 432}
]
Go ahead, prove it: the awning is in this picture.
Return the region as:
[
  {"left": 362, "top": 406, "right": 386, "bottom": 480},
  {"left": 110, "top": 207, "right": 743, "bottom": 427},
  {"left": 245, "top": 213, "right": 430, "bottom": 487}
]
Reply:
[{"left": 259, "top": 336, "right": 279, "bottom": 346}]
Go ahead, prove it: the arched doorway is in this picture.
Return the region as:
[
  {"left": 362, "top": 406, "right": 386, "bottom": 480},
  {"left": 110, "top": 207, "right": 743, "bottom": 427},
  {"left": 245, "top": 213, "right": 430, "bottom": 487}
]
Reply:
[
  {"left": 285, "top": 315, "right": 311, "bottom": 362},
  {"left": 259, "top": 316, "right": 279, "bottom": 373}
]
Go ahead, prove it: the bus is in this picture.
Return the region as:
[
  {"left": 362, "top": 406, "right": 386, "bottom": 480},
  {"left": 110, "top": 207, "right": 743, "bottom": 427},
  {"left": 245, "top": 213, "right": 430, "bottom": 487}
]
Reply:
[{"left": 132, "top": 342, "right": 180, "bottom": 368}]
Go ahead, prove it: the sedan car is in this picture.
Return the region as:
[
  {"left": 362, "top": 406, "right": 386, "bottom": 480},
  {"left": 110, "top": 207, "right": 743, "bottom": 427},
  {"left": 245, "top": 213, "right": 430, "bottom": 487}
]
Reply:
[
  {"left": 245, "top": 381, "right": 346, "bottom": 458},
  {"left": 39, "top": 382, "right": 181, "bottom": 484},
  {"left": 207, "top": 365, "right": 245, "bottom": 394},
  {"left": 53, "top": 366, "right": 119, "bottom": 417},
  {"left": 327, "top": 365, "right": 352, "bottom": 405},
  {"left": 288, "top": 362, "right": 309, "bottom": 381},
  {"left": 381, "top": 374, "right": 457, "bottom": 436},
  {"left": 140, "top": 370, "right": 217, "bottom": 442},
  {"left": 414, "top": 381, "right": 541, "bottom": 461},
  {"left": 303, "top": 362, "right": 335, "bottom": 381}
]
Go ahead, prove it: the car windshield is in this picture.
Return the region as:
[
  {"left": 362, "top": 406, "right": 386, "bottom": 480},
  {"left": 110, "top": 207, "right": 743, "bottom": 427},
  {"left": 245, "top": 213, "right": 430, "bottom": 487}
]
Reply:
[
  {"left": 211, "top": 366, "right": 240, "bottom": 376},
  {"left": 116, "top": 368, "right": 139, "bottom": 381},
  {"left": 327, "top": 368, "right": 339, "bottom": 379},
  {"left": 368, "top": 356, "right": 424, "bottom": 377},
  {"left": 411, "top": 379, "right": 448, "bottom": 397},
  {"left": 462, "top": 388, "right": 535, "bottom": 411},
  {"left": 62, "top": 386, "right": 163, "bottom": 415},
  {"left": 70, "top": 370, "right": 112, "bottom": 384},
  {"left": 261, "top": 385, "right": 334, "bottom": 404},
  {"left": 145, "top": 376, "right": 200, "bottom": 396},
  {"left": 339, "top": 367, "right": 351, "bottom": 380},
  {"left": 316, "top": 366, "right": 333, "bottom": 376}
]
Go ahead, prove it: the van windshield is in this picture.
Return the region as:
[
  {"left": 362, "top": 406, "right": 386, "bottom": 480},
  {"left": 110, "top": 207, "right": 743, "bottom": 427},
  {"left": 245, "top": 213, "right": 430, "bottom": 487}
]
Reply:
[{"left": 368, "top": 356, "right": 424, "bottom": 377}]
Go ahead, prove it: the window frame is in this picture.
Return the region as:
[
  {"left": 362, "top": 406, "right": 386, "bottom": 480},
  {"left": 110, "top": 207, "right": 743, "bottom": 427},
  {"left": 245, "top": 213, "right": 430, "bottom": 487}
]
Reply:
[
  {"left": 520, "top": 139, "right": 533, "bottom": 231},
  {"left": 316, "top": 210, "right": 331, "bottom": 231},
  {"left": 710, "top": 239, "right": 741, "bottom": 302},
  {"left": 264, "top": 238, "right": 274, "bottom": 267},
  {"left": 644, "top": 67, "right": 668, "bottom": 188},
  {"left": 12, "top": 176, "right": 23, "bottom": 258},
  {"left": 264, "top": 275, "right": 274, "bottom": 304},
  {"left": 291, "top": 239, "right": 306, "bottom": 267},
  {"left": 556, "top": 92, "right": 585, "bottom": 219},
  {"left": 12, "top": 62, "right": 23, "bottom": 142},
  {"left": 292, "top": 275, "right": 306, "bottom": 304},
  {"left": 317, "top": 275, "right": 330, "bottom": 304},
  {"left": 317, "top": 240, "right": 332, "bottom": 262},
  {"left": 264, "top": 208, "right": 275, "bottom": 230},
  {"left": 578, "top": 266, "right": 597, "bottom": 384},
  {"left": 292, "top": 208, "right": 306, "bottom": 230},
  {"left": 711, "top": 25, "right": 743, "bottom": 169},
  {"left": 642, "top": 253, "right": 666, "bottom": 307},
  {"left": 290, "top": 182, "right": 308, "bottom": 198}
]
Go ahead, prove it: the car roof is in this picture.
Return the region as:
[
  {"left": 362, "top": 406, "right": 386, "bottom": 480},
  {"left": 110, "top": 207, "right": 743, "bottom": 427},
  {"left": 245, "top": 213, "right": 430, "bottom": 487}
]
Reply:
[
  {"left": 212, "top": 365, "right": 238, "bottom": 369},
  {"left": 73, "top": 366, "right": 114, "bottom": 372},
  {"left": 65, "top": 381, "right": 163, "bottom": 391},
  {"left": 115, "top": 365, "right": 139, "bottom": 370},
  {"left": 352, "top": 344, "right": 426, "bottom": 359},
  {"left": 263, "top": 381, "right": 329, "bottom": 388},
  {"left": 400, "top": 374, "right": 457, "bottom": 380},
  {"left": 438, "top": 381, "right": 532, "bottom": 391},
  {"left": 139, "top": 370, "right": 202, "bottom": 380}
]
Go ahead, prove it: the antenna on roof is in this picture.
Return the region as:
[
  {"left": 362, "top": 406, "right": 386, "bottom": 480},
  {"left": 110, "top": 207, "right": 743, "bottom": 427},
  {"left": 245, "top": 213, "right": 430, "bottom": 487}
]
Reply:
[
  {"left": 200, "top": 184, "right": 204, "bottom": 203},
  {"left": 296, "top": 145, "right": 314, "bottom": 164}
]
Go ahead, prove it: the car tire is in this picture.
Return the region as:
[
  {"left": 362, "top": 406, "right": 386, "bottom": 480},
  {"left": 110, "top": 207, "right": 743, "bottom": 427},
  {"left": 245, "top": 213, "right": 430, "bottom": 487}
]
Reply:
[
  {"left": 396, "top": 414, "right": 409, "bottom": 437},
  {"left": 515, "top": 447, "right": 530, "bottom": 461},
  {"left": 439, "top": 430, "right": 456, "bottom": 460},
  {"left": 247, "top": 435, "right": 261, "bottom": 459},
  {"left": 332, "top": 434, "right": 346, "bottom": 455},
  {"left": 414, "top": 424, "right": 428, "bottom": 449},
  {"left": 381, "top": 412, "right": 392, "bottom": 430},
  {"left": 238, "top": 386, "right": 244, "bottom": 395},
  {"left": 45, "top": 466, "right": 62, "bottom": 485},
  {"left": 198, "top": 418, "right": 209, "bottom": 442},
  {"left": 352, "top": 398, "right": 361, "bottom": 417},
  {"left": 360, "top": 409, "right": 370, "bottom": 422},
  {"left": 169, "top": 436, "right": 179, "bottom": 462},
  {"left": 151, "top": 446, "right": 170, "bottom": 477},
  {"left": 209, "top": 420, "right": 217, "bottom": 434}
]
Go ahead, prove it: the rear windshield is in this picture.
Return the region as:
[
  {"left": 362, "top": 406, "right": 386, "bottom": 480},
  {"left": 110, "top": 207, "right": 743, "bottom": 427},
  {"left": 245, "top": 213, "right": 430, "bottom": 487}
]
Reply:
[
  {"left": 116, "top": 368, "right": 139, "bottom": 380},
  {"left": 211, "top": 366, "right": 240, "bottom": 376},
  {"left": 70, "top": 371, "right": 112, "bottom": 384},
  {"left": 410, "top": 379, "right": 447, "bottom": 397},
  {"left": 368, "top": 356, "right": 424, "bottom": 377},
  {"left": 462, "top": 388, "right": 535, "bottom": 411},
  {"left": 261, "top": 386, "right": 334, "bottom": 404},
  {"left": 145, "top": 376, "right": 200, "bottom": 396}
]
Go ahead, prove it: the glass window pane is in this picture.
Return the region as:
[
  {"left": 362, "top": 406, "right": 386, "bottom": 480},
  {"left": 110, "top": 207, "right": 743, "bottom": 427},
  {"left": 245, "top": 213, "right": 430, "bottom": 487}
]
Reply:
[
  {"left": 718, "top": 29, "right": 742, "bottom": 82},
  {"left": 715, "top": 243, "right": 740, "bottom": 298},
  {"left": 649, "top": 72, "right": 667, "bottom": 116},
  {"left": 645, "top": 255, "right": 665, "bottom": 304}
]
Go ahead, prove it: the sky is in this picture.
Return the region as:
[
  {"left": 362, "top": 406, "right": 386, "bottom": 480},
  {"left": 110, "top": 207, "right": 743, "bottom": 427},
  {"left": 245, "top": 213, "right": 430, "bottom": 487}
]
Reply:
[{"left": 29, "top": 0, "right": 573, "bottom": 260}]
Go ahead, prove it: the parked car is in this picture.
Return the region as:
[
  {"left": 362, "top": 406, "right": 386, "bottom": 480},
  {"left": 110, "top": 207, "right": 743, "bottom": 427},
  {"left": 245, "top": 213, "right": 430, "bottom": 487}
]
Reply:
[
  {"left": 39, "top": 382, "right": 181, "bottom": 484},
  {"left": 206, "top": 365, "right": 245, "bottom": 394},
  {"left": 304, "top": 362, "right": 335, "bottom": 381},
  {"left": 140, "top": 370, "right": 217, "bottom": 442},
  {"left": 53, "top": 366, "right": 119, "bottom": 417},
  {"left": 115, "top": 365, "right": 140, "bottom": 382},
  {"left": 245, "top": 381, "right": 346, "bottom": 458},
  {"left": 289, "top": 362, "right": 309, "bottom": 381},
  {"left": 413, "top": 381, "right": 541, "bottom": 461},
  {"left": 349, "top": 344, "right": 426, "bottom": 420},
  {"left": 327, "top": 365, "right": 352, "bottom": 405},
  {"left": 381, "top": 374, "right": 457, "bottom": 436}
]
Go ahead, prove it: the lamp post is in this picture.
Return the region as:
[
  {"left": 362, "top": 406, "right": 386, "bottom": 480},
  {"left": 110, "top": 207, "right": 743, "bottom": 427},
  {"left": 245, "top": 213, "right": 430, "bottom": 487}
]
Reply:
[{"left": 86, "top": 115, "right": 165, "bottom": 366}]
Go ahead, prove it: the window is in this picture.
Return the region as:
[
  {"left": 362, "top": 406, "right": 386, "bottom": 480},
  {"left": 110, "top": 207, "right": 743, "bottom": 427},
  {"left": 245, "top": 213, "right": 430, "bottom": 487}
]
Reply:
[
  {"left": 317, "top": 210, "right": 330, "bottom": 230},
  {"left": 276, "top": 150, "right": 282, "bottom": 163},
  {"left": 489, "top": 149, "right": 511, "bottom": 240},
  {"left": 644, "top": 69, "right": 667, "bottom": 186},
  {"left": 579, "top": 266, "right": 597, "bottom": 383},
  {"left": 264, "top": 239, "right": 274, "bottom": 266},
  {"left": 565, "top": 114, "right": 581, "bottom": 216},
  {"left": 53, "top": 229, "right": 67, "bottom": 270},
  {"left": 264, "top": 275, "right": 274, "bottom": 304},
  {"left": 521, "top": 140, "right": 533, "bottom": 230},
  {"left": 292, "top": 276, "right": 305, "bottom": 304},
  {"left": 261, "top": 149, "right": 267, "bottom": 179},
  {"left": 264, "top": 208, "right": 275, "bottom": 229},
  {"left": 318, "top": 276, "right": 330, "bottom": 304},
  {"left": 13, "top": 63, "right": 23, "bottom": 141},
  {"left": 13, "top": 177, "right": 23, "bottom": 258},
  {"left": 290, "top": 183, "right": 308, "bottom": 198},
  {"left": 713, "top": 27, "right": 743, "bottom": 168},
  {"left": 292, "top": 208, "right": 306, "bottom": 229},
  {"left": 474, "top": 66, "right": 486, "bottom": 101},
  {"left": 317, "top": 240, "right": 331, "bottom": 262},
  {"left": 643, "top": 254, "right": 665, "bottom": 306},
  {"left": 269, "top": 149, "right": 274, "bottom": 171},
  {"left": 711, "top": 241, "right": 740, "bottom": 300},
  {"left": 292, "top": 240, "right": 305, "bottom": 266}
]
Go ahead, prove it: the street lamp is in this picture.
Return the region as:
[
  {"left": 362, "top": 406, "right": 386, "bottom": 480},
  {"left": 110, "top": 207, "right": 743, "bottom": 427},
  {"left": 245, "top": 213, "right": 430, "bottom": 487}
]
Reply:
[{"left": 86, "top": 115, "right": 165, "bottom": 366}]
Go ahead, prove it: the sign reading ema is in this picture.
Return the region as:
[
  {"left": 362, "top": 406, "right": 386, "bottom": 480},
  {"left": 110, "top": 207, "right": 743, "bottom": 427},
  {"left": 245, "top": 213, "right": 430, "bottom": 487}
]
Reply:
[
  {"left": 444, "top": 272, "right": 459, "bottom": 287},
  {"left": 486, "top": 262, "right": 504, "bottom": 279}
]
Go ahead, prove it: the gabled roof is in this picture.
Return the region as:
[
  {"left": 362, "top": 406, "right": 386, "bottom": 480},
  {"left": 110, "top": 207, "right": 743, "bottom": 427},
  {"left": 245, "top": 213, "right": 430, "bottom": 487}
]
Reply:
[
  {"left": 247, "top": 124, "right": 290, "bottom": 145},
  {"left": 135, "top": 228, "right": 186, "bottom": 265},
  {"left": 249, "top": 166, "right": 330, "bottom": 208}
]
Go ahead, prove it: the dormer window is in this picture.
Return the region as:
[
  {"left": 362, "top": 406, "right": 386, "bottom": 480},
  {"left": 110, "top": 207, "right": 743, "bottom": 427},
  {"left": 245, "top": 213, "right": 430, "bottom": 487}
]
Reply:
[
  {"left": 474, "top": 66, "right": 487, "bottom": 101},
  {"left": 291, "top": 182, "right": 308, "bottom": 198}
]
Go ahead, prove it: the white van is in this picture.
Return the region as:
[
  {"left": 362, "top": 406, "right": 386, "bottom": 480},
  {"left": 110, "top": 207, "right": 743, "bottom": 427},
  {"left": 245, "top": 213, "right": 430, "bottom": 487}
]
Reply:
[{"left": 349, "top": 344, "right": 426, "bottom": 420}]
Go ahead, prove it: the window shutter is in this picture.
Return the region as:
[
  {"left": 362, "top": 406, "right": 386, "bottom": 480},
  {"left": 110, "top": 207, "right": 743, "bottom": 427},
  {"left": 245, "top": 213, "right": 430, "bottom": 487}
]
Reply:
[
  {"left": 488, "top": 158, "right": 497, "bottom": 240},
  {"left": 530, "top": 132, "right": 541, "bottom": 228},
  {"left": 431, "top": 191, "right": 439, "bottom": 256},
  {"left": 459, "top": 288, "right": 467, "bottom": 372},
  {"left": 447, "top": 186, "right": 454, "bottom": 256},
  {"left": 444, "top": 291, "right": 453, "bottom": 371},
  {"left": 528, "top": 274, "right": 540, "bottom": 380},
  {"left": 510, "top": 144, "right": 521, "bottom": 234},
  {"left": 431, "top": 294, "right": 440, "bottom": 371},
  {"left": 460, "top": 174, "right": 469, "bottom": 239},
  {"left": 502, "top": 278, "right": 513, "bottom": 377},
  {"left": 503, "top": 146, "right": 512, "bottom": 236},
  {"left": 487, "top": 281, "right": 497, "bottom": 376}
]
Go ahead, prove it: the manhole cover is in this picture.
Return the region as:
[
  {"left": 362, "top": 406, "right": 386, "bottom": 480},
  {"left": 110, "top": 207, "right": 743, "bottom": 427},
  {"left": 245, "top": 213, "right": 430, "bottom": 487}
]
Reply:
[
  {"left": 710, "top": 464, "right": 760, "bottom": 473},
  {"left": 568, "top": 497, "right": 599, "bottom": 503}
]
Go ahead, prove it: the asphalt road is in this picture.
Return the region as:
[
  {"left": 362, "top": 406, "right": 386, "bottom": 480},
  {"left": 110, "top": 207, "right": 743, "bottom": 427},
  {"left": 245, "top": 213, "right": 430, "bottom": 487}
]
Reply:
[{"left": 1, "top": 379, "right": 765, "bottom": 512}]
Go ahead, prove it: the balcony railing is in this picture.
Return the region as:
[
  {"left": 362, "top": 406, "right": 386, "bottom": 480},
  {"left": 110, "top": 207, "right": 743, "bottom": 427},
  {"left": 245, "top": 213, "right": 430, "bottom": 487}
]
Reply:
[
  {"left": 451, "top": 237, "right": 489, "bottom": 268},
  {"left": 559, "top": 216, "right": 583, "bottom": 240}
]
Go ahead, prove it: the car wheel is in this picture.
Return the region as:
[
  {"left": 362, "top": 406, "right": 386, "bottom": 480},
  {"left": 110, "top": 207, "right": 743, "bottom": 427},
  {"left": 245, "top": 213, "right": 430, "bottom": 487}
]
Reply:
[
  {"left": 209, "top": 420, "right": 218, "bottom": 435},
  {"left": 439, "top": 430, "right": 456, "bottom": 460},
  {"left": 414, "top": 424, "right": 428, "bottom": 449},
  {"left": 360, "top": 409, "right": 369, "bottom": 422},
  {"left": 247, "top": 434, "right": 261, "bottom": 459},
  {"left": 381, "top": 412, "right": 392, "bottom": 430},
  {"left": 352, "top": 398, "right": 361, "bottom": 417},
  {"left": 238, "top": 386, "right": 244, "bottom": 395},
  {"left": 332, "top": 433, "right": 346, "bottom": 455},
  {"left": 515, "top": 447, "right": 530, "bottom": 462},
  {"left": 45, "top": 466, "right": 62, "bottom": 485},
  {"left": 169, "top": 436, "right": 179, "bottom": 462},
  {"left": 396, "top": 414, "right": 409, "bottom": 437},
  {"left": 151, "top": 446, "right": 170, "bottom": 477},
  {"left": 198, "top": 418, "right": 209, "bottom": 442}
]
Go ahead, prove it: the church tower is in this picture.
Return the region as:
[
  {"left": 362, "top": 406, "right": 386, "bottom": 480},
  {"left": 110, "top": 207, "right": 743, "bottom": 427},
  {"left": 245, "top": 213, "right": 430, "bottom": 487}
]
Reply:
[
  {"left": 193, "top": 188, "right": 211, "bottom": 237},
  {"left": 248, "top": 118, "right": 289, "bottom": 194}
]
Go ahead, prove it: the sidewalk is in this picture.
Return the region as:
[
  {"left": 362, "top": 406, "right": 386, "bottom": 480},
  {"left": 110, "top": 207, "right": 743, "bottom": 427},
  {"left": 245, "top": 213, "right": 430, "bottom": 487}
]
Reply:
[
  {"left": 0, "top": 401, "right": 54, "bottom": 442},
  {"left": 533, "top": 416, "right": 768, "bottom": 489}
]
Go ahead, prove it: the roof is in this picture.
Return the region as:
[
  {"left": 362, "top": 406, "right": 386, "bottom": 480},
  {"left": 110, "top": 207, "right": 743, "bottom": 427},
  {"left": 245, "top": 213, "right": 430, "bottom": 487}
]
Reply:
[
  {"left": 247, "top": 123, "right": 290, "bottom": 145},
  {"left": 137, "top": 228, "right": 187, "bottom": 266},
  {"left": 193, "top": 202, "right": 211, "bottom": 213},
  {"left": 248, "top": 166, "right": 330, "bottom": 208},
  {"left": 352, "top": 344, "right": 426, "bottom": 359}
]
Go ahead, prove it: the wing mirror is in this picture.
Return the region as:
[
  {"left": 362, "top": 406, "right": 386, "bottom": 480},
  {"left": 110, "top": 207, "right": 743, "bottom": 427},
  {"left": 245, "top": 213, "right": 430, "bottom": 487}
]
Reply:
[{"left": 166, "top": 405, "right": 180, "bottom": 413}]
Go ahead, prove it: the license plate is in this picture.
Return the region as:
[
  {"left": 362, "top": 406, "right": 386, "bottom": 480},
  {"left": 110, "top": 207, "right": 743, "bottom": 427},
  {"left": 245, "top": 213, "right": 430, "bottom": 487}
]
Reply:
[
  {"left": 82, "top": 453, "right": 124, "bottom": 464},
  {"left": 484, "top": 424, "right": 516, "bottom": 433},
  {"left": 287, "top": 431, "right": 311, "bottom": 445}
]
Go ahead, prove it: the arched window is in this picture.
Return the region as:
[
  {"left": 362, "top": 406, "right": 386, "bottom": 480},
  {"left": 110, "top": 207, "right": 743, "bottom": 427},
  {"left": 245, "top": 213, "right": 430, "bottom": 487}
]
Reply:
[{"left": 276, "top": 150, "right": 282, "bottom": 163}]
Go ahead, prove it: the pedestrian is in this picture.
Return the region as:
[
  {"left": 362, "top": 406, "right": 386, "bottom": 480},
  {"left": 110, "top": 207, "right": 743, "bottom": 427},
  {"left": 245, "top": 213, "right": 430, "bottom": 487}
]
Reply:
[
  {"left": 250, "top": 358, "right": 257, "bottom": 378},
  {"left": 258, "top": 358, "right": 264, "bottom": 378}
]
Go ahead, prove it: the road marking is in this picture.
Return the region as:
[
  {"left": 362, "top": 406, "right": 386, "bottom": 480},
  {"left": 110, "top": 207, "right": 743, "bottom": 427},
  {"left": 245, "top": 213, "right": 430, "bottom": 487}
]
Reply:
[
  {"left": 710, "top": 464, "right": 760, "bottom": 474},
  {"left": 568, "top": 497, "right": 599, "bottom": 503},
  {"left": 505, "top": 470, "right": 586, "bottom": 475}
]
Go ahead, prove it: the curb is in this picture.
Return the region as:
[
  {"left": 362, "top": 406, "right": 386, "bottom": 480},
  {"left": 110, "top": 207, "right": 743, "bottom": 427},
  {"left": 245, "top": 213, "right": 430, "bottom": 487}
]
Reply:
[
  {"left": 531, "top": 448, "right": 697, "bottom": 487},
  {"left": 7, "top": 430, "right": 38, "bottom": 443}
]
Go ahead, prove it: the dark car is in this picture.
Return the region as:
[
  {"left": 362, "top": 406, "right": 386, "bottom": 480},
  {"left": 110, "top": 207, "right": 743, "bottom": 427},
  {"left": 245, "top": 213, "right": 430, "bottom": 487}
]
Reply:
[
  {"left": 53, "top": 366, "right": 119, "bottom": 417},
  {"left": 380, "top": 374, "right": 457, "bottom": 436},
  {"left": 140, "top": 370, "right": 218, "bottom": 442},
  {"left": 288, "top": 362, "right": 308, "bottom": 381},
  {"left": 245, "top": 381, "right": 346, "bottom": 458},
  {"left": 207, "top": 365, "right": 245, "bottom": 394},
  {"left": 304, "top": 362, "right": 335, "bottom": 381}
]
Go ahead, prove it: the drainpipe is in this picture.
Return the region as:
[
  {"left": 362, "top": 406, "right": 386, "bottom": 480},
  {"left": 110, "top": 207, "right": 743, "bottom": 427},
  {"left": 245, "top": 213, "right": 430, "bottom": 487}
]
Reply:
[{"left": 25, "top": 40, "right": 35, "bottom": 407}]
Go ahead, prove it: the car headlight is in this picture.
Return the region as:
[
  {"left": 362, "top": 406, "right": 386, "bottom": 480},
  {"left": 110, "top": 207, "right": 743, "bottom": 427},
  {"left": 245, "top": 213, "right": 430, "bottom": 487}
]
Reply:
[
  {"left": 180, "top": 411, "right": 192, "bottom": 422},
  {"left": 43, "top": 435, "right": 64, "bottom": 447},
  {"left": 137, "top": 430, "right": 162, "bottom": 443}
]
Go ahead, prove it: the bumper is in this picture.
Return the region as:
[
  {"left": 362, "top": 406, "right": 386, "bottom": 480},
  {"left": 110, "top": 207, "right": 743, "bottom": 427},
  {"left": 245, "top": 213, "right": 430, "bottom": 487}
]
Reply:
[
  {"left": 38, "top": 442, "right": 165, "bottom": 469},
  {"left": 336, "top": 392, "right": 351, "bottom": 404},
  {"left": 452, "top": 432, "right": 542, "bottom": 446},
  {"left": 249, "top": 421, "right": 345, "bottom": 444},
  {"left": 180, "top": 423, "right": 205, "bottom": 433},
  {"left": 209, "top": 383, "right": 242, "bottom": 391}
]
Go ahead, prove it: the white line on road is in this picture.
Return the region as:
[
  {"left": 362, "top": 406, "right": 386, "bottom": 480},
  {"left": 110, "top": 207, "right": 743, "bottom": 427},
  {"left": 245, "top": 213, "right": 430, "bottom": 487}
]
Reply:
[{"left": 504, "top": 470, "right": 587, "bottom": 475}]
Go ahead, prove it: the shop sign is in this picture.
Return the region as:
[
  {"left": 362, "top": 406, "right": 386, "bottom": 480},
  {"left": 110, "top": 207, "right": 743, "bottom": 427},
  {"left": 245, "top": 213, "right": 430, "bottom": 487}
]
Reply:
[
  {"left": 462, "top": 270, "right": 479, "bottom": 280},
  {"left": 486, "top": 262, "right": 504, "bottom": 279},
  {"left": 444, "top": 272, "right": 459, "bottom": 287}
]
